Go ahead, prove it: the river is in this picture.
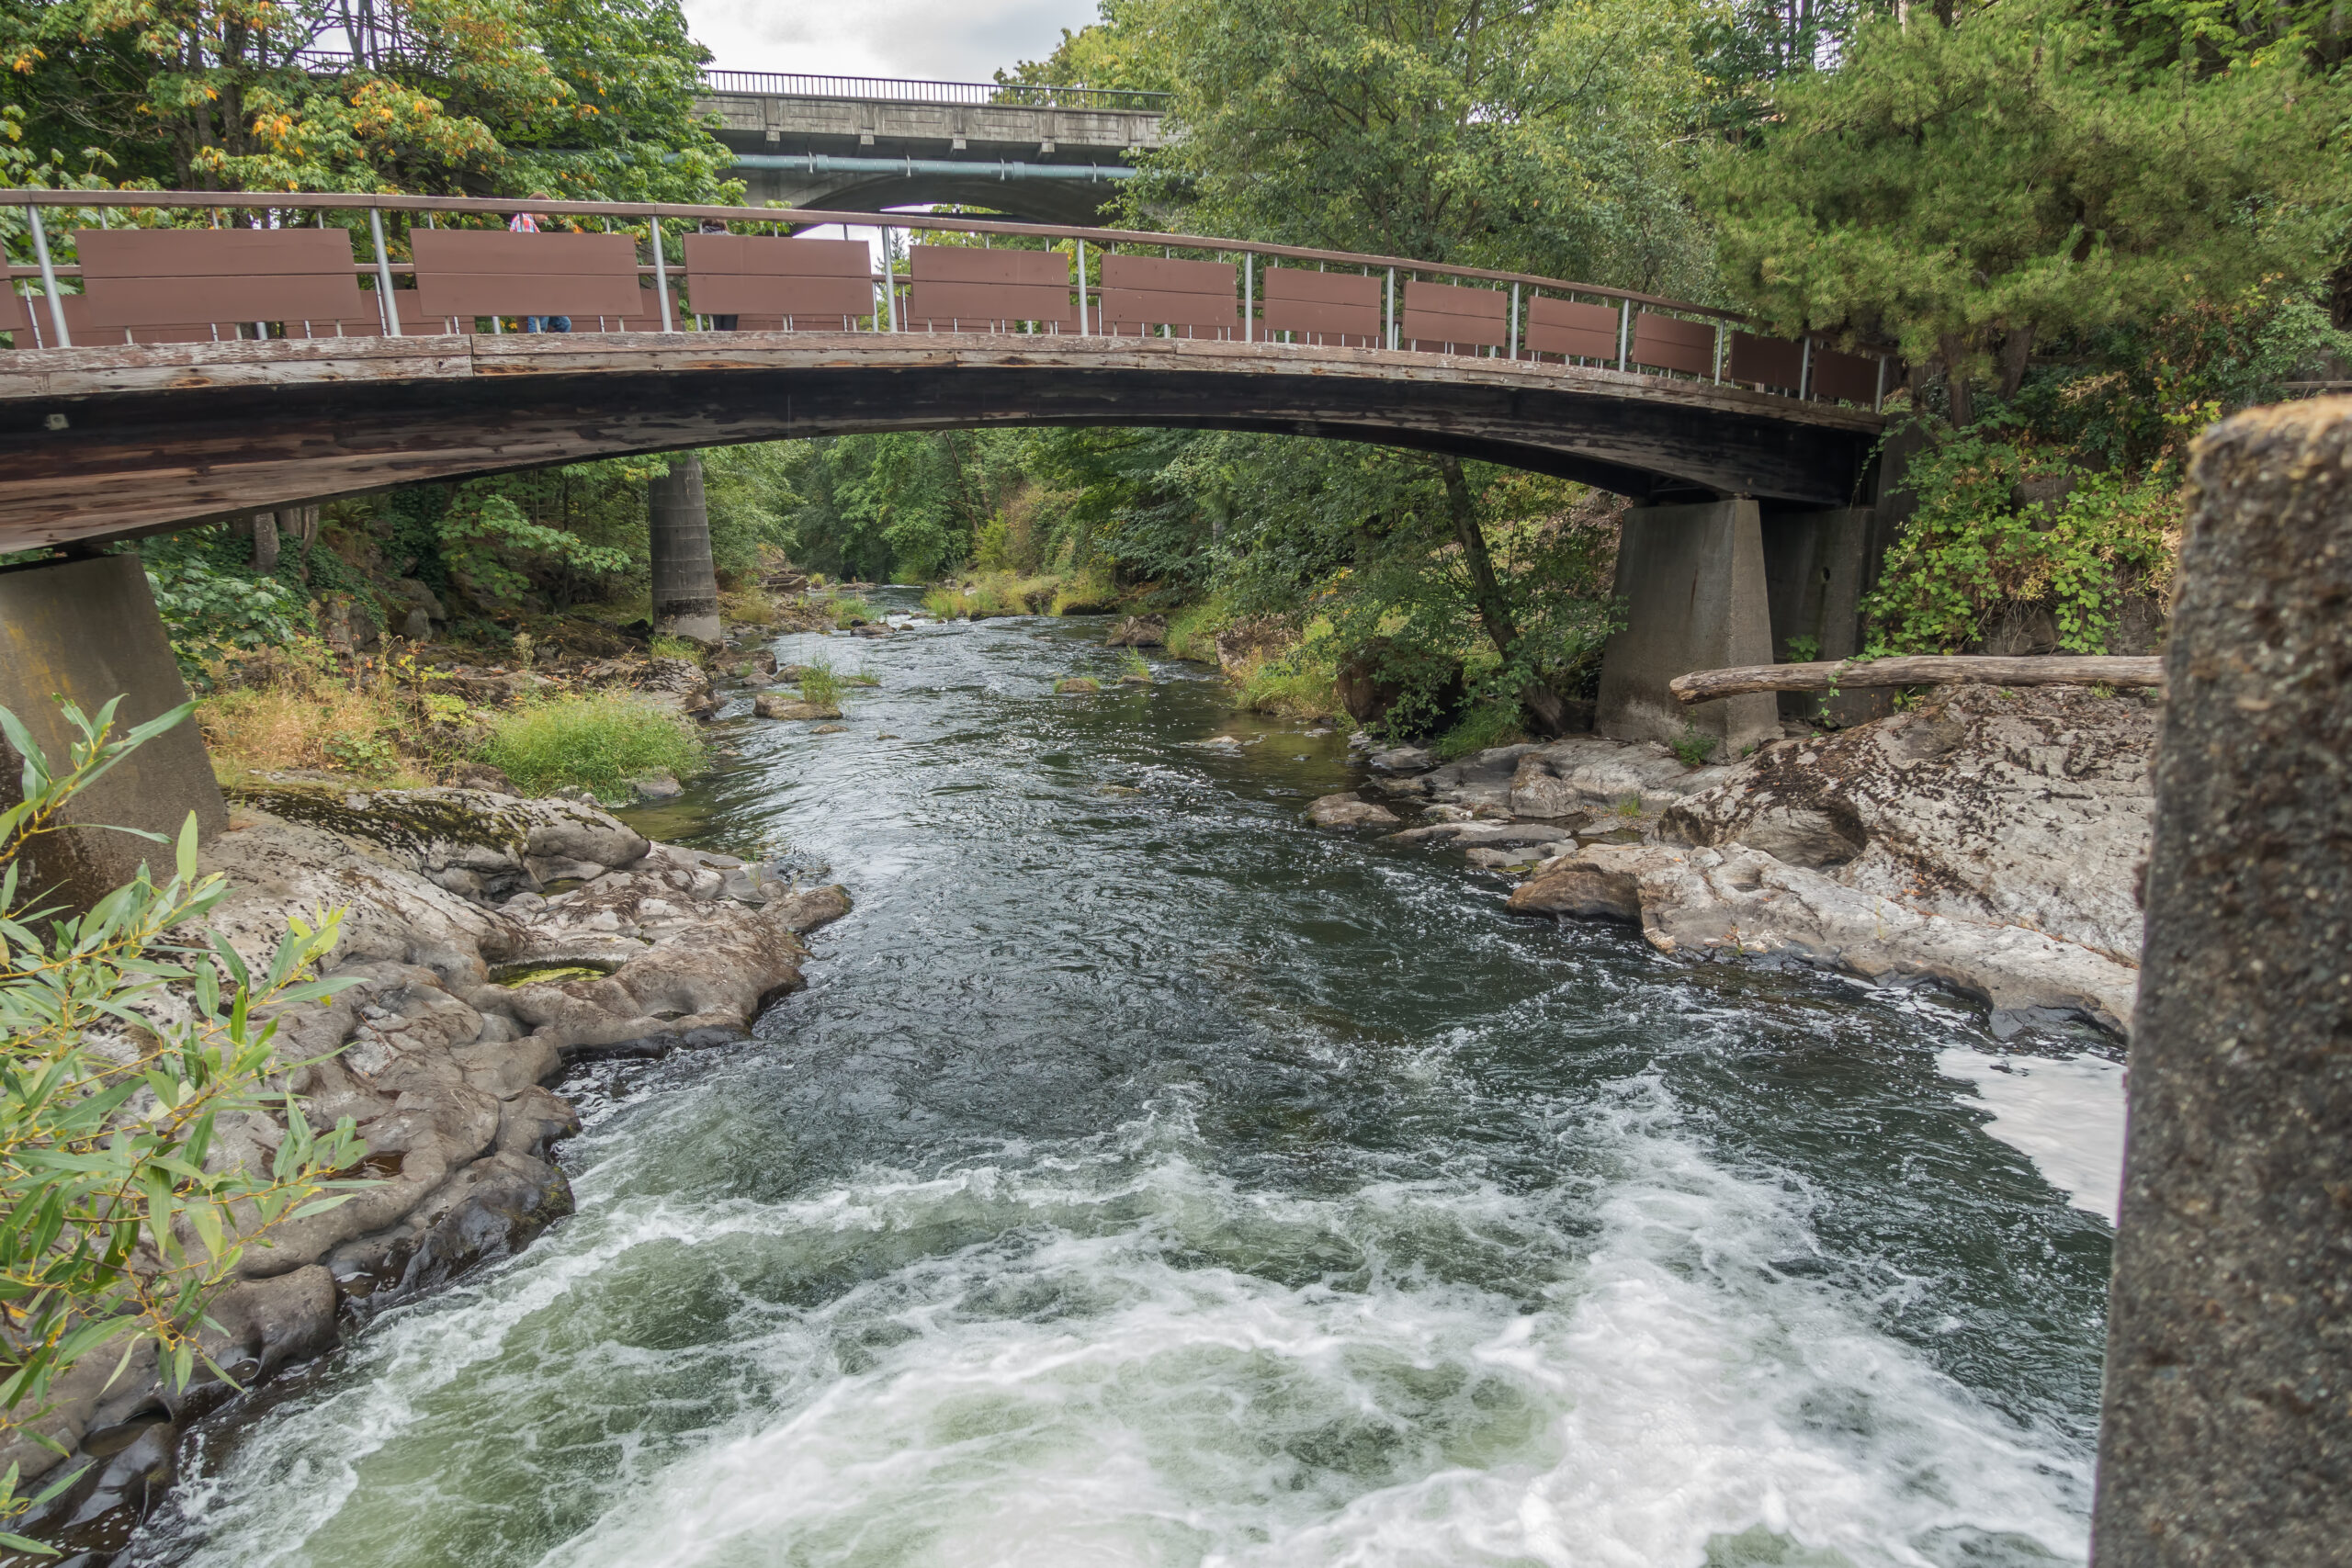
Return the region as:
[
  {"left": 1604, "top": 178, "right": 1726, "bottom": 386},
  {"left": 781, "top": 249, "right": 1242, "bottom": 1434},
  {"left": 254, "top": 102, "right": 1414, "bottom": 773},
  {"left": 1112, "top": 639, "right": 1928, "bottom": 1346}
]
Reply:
[{"left": 134, "top": 596, "right": 2120, "bottom": 1568}]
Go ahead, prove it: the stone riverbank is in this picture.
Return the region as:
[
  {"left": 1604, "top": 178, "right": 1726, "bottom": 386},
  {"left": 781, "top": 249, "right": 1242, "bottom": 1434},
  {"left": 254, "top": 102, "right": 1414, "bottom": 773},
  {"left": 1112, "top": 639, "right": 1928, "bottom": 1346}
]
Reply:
[{"left": 6, "top": 784, "right": 850, "bottom": 1557}]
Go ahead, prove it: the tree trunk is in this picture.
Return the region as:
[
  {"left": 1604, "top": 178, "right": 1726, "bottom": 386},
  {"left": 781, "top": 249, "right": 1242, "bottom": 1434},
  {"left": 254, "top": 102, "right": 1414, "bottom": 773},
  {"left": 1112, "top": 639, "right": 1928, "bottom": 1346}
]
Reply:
[
  {"left": 1997, "top": 322, "right": 2037, "bottom": 400},
  {"left": 1939, "top": 333, "right": 1976, "bottom": 428},
  {"left": 1434, "top": 456, "right": 1574, "bottom": 734},
  {"left": 1668, "top": 654, "right": 2165, "bottom": 704},
  {"left": 250, "top": 512, "right": 278, "bottom": 573}
]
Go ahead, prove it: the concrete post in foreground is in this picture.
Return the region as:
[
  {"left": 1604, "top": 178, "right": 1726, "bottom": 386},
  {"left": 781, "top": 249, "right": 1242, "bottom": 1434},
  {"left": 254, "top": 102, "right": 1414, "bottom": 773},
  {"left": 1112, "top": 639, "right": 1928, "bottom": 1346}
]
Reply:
[
  {"left": 648, "top": 454, "right": 722, "bottom": 645},
  {"left": 0, "top": 553, "right": 228, "bottom": 908},
  {"left": 2092, "top": 396, "right": 2352, "bottom": 1565},
  {"left": 1595, "top": 498, "right": 1778, "bottom": 758}
]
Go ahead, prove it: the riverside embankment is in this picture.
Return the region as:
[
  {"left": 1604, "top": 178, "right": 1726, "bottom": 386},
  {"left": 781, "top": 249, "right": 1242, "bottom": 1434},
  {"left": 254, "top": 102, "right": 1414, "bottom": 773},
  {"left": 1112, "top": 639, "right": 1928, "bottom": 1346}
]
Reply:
[{"left": 88, "top": 592, "right": 2124, "bottom": 1567}]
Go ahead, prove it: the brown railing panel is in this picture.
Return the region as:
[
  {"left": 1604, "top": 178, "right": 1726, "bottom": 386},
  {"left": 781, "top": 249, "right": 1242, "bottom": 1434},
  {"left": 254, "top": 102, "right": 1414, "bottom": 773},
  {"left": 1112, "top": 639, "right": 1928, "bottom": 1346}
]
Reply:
[
  {"left": 410, "top": 231, "right": 641, "bottom": 320},
  {"left": 907, "top": 246, "right": 1075, "bottom": 330},
  {"left": 1525, "top": 298, "right": 1619, "bottom": 360},
  {"left": 1810, "top": 346, "right": 1879, "bottom": 404},
  {"left": 75, "top": 227, "right": 354, "bottom": 279},
  {"left": 1727, "top": 331, "right": 1804, "bottom": 391},
  {"left": 1100, "top": 254, "right": 1237, "bottom": 336},
  {"left": 74, "top": 228, "right": 365, "bottom": 330},
  {"left": 1631, "top": 311, "right": 1714, "bottom": 377},
  {"left": 684, "top": 234, "right": 873, "bottom": 319},
  {"left": 1261, "top": 267, "right": 1380, "bottom": 344},
  {"left": 0, "top": 288, "right": 28, "bottom": 335},
  {"left": 1402, "top": 279, "right": 1508, "bottom": 350}
]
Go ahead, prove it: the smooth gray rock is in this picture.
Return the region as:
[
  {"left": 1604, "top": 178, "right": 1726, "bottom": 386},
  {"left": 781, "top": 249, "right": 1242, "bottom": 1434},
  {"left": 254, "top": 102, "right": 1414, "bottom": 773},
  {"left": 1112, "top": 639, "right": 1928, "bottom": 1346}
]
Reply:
[{"left": 1306, "top": 794, "right": 1400, "bottom": 828}]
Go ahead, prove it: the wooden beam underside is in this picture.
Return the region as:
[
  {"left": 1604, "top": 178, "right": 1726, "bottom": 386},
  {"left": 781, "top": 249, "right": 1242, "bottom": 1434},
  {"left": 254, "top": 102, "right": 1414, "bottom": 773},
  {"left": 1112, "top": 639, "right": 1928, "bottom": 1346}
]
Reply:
[{"left": 0, "top": 333, "right": 1882, "bottom": 548}]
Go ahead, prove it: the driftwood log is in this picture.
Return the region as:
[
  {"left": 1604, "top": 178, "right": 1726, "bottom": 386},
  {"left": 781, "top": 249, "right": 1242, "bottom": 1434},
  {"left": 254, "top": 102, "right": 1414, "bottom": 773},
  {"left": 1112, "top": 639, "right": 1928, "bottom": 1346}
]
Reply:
[{"left": 1668, "top": 655, "right": 2165, "bottom": 705}]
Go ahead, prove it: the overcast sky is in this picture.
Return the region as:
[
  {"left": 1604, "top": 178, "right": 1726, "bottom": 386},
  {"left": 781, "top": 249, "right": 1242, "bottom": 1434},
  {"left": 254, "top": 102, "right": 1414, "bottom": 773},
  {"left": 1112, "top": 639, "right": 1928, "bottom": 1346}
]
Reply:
[{"left": 682, "top": 0, "right": 1102, "bottom": 82}]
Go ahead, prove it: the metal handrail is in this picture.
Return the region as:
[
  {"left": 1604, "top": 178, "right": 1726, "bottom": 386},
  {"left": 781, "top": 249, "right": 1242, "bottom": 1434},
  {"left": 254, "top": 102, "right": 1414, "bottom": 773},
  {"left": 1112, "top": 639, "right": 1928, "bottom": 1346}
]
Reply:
[
  {"left": 2, "top": 186, "right": 1893, "bottom": 404},
  {"left": 697, "top": 71, "right": 1170, "bottom": 112}
]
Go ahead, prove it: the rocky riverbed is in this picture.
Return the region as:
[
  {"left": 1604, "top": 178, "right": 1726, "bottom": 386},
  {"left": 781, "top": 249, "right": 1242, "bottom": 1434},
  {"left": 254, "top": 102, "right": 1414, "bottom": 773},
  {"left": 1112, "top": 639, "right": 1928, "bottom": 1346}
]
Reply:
[
  {"left": 5, "top": 784, "right": 850, "bottom": 1556},
  {"left": 1311, "top": 682, "right": 2155, "bottom": 1039}
]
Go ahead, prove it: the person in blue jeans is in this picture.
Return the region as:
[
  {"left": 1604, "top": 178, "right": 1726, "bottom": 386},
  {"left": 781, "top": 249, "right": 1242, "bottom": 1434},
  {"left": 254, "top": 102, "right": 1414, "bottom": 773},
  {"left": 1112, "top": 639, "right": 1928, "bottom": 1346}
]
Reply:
[{"left": 510, "top": 198, "right": 571, "bottom": 333}]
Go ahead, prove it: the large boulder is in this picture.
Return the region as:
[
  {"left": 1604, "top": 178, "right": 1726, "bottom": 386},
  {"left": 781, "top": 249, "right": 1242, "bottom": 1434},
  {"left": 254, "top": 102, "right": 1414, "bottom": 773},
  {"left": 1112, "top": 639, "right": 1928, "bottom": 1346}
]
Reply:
[
  {"left": 1335, "top": 638, "right": 1467, "bottom": 734},
  {"left": 1661, "top": 683, "right": 2155, "bottom": 963},
  {"left": 1106, "top": 615, "right": 1167, "bottom": 648},
  {"left": 1306, "top": 794, "right": 1399, "bottom": 829}
]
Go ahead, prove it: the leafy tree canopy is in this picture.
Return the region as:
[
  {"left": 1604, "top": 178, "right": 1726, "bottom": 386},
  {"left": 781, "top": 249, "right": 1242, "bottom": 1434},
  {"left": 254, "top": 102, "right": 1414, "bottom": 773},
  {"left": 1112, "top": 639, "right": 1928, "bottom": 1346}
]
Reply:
[
  {"left": 0, "top": 0, "right": 734, "bottom": 198},
  {"left": 1700, "top": 0, "right": 2351, "bottom": 419}
]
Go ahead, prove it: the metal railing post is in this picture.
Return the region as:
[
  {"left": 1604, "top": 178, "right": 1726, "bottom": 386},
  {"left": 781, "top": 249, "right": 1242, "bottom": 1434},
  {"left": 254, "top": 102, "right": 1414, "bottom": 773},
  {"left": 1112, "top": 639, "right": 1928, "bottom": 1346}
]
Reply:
[
  {"left": 1509, "top": 282, "right": 1519, "bottom": 361},
  {"left": 650, "top": 217, "right": 673, "bottom": 332},
  {"left": 1242, "top": 254, "right": 1252, "bottom": 343},
  {"left": 26, "top": 204, "right": 69, "bottom": 349},
  {"left": 1873, "top": 355, "right": 1888, "bottom": 412},
  {"left": 1713, "top": 323, "right": 1724, "bottom": 384},
  {"left": 1616, "top": 299, "right": 1629, "bottom": 372},
  {"left": 1799, "top": 335, "right": 1813, "bottom": 400},
  {"left": 1077, "top": 239, "right": 1089, "bottom": 334},
  {"left": 883, "top": 228, "right": 900, "bottom": 333},
  {"left": 1385, "top": 268, "right": 1396, "bottom": 350},
  {"left": 368, "top": 206, "right": 401, "bottom": 338}
]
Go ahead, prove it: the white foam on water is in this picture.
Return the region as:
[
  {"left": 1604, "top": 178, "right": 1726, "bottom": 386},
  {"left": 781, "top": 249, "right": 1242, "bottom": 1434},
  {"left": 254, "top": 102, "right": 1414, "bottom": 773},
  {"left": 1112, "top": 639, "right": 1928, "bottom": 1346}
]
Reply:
[{"left": 1938, "top": 1051, "right": 2127, "bottom": 1223}]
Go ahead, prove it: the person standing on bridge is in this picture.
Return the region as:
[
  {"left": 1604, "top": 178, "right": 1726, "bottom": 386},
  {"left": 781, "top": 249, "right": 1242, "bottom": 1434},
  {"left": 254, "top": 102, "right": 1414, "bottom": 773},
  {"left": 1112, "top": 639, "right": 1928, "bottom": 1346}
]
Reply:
[{"left": 509, "top": 197, "right": 571, "bottom": 334}]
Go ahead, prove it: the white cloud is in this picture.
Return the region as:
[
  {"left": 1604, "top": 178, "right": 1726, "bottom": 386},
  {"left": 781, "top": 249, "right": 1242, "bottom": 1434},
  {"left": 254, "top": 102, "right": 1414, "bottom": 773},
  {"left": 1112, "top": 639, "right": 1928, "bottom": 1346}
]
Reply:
[{"left": 684, "top": 0, "right": 1102, "bottom": 82}]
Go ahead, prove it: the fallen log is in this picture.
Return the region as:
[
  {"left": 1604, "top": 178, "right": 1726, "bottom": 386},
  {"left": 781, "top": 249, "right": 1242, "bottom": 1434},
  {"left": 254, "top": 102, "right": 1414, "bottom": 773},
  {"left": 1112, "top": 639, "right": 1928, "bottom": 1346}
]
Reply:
[{"left": 1669, "top": 654, "right": 2165, "bottom": 705}]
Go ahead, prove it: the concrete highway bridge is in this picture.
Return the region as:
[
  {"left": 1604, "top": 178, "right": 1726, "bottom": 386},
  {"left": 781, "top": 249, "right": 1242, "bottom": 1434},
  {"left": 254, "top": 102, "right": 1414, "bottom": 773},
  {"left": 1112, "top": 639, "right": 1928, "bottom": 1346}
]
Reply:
[
  {"left": 695, "top": 72, "right": 1165, "bottom": 224},
  {"left": 0, "top": 186, "right": 1901, "bottom": 886}
]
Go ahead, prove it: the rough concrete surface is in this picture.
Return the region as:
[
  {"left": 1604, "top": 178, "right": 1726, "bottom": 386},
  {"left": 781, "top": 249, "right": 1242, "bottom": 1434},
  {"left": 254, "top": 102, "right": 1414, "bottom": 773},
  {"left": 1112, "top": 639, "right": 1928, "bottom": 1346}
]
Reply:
[
  {"left": 2090, "top": 396, "right": 2352, "bottom": 1566},
  {"left": 0, "top": 552, "right": 228, "bottom": 907},
  {"left": 1595, "top": 499, "right": 1779, "bottom": 756}
]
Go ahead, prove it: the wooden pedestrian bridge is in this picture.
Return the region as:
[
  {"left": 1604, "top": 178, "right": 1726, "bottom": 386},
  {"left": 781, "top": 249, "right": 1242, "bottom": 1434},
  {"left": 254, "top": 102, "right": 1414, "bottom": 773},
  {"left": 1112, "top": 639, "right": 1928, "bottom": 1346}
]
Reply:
[{"left": 0, "top": 189, "right": 1890, "bottom": 552}]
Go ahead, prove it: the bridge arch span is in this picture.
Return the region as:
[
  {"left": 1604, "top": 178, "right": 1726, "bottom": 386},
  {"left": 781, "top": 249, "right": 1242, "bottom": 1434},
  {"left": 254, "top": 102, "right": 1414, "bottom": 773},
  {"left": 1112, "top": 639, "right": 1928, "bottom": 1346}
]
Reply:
[{"left": 0, "top": 334, "right": 1879, "bottom": 549}]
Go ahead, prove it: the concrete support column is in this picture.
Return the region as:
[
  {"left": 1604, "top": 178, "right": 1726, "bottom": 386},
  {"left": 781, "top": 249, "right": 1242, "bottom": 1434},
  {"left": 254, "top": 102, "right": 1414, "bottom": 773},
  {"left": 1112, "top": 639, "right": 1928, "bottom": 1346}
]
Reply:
[
  {"left": 0, "top": 553, "right": 227, "bottom": 909},
  {"left": 1759, "top": 504, "right": 1881, "bottom": 726},
  {"left": 648, "top": 455, "right": 722, "bottom": 645},
  {"left": 2091, "top": 398, "right": 2352, "bottom": 1565},
  {"left": 1594, "top": 498, "right": 1778, "bottom": 759}
]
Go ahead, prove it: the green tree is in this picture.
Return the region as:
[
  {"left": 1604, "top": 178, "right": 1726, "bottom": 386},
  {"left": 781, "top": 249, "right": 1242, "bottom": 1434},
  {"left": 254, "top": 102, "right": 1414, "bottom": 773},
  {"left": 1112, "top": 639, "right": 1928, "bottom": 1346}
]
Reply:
[
  {"left": 1701, "top": 0, "right": 2351, "bottom": 423},
  {"left": 0, "top": 0, "right": 733, "bottom": 199},
  {"left": 0, "top": 699, "right": 368, "bottom": 1541},
  {"left": 1121, "top": 0, "right": 1717, "bottom": 294}
]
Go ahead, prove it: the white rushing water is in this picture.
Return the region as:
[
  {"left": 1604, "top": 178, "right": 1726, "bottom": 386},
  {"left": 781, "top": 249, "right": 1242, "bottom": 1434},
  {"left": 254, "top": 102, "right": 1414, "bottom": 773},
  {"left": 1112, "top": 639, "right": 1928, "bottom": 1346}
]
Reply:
[
  {"left": 1936, "top": 1052, "right": 2128, "bottom": 1223},
  {"left": 158, "top": 1082, "right": 2089, "bottom": 1568}
]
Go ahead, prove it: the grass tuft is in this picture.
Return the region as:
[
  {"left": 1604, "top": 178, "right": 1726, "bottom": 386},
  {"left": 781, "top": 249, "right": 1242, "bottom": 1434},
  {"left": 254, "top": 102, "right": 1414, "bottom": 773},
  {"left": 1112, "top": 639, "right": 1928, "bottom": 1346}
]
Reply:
[
  {"left": 478, "top": 694, "right": 705, "bottom": 798},
  {"left": 1430, "top": 702, "right": 1528, "bottom": 761},
  {"left": 797, "top": 659, "right": 844, "bottom": 705}
]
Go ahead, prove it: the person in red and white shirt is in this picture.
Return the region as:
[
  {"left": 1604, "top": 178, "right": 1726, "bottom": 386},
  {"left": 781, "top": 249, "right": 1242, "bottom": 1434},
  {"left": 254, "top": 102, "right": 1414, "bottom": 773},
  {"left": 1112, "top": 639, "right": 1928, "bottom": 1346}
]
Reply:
[{"left": 509, "top": 197, "right": 569, "bottom": 333}]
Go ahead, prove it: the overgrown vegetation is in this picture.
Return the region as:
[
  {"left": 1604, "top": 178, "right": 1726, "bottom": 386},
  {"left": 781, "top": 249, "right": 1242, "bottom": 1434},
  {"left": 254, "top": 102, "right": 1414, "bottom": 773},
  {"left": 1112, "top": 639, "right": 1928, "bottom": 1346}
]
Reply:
[
  {"left": 0, "top": 701, "right": 368, "bottom": 1537},
  {"left": 476, "top": 696, "right": 704, "bottom": 798}
]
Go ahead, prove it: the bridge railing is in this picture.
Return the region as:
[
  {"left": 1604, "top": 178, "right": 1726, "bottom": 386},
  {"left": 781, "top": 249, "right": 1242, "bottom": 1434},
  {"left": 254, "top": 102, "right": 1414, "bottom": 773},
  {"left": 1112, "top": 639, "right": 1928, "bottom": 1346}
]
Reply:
[
  {"left": 0, "top": 189, "right": 1894, "bottom": 410},
  {"left": 697, "top": 71, "right": 1171, "bottom": 113}
]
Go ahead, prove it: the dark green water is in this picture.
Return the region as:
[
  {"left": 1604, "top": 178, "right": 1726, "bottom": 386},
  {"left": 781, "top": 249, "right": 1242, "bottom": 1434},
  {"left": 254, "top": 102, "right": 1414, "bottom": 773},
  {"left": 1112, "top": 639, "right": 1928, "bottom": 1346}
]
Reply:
[{"left": 137, "top": 597, "right": 2114, "bottom": 1567}]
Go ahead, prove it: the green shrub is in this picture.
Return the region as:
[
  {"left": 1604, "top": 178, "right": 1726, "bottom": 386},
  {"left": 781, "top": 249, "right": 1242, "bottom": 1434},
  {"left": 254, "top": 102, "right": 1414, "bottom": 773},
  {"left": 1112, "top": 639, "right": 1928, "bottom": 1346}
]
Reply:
[
  {"left": 1670, "top": 728, "right": 1716, "bottom": 767},
  {"left": 0, "top": 698, "right": 368, "bottom": 1526},
  {"left": 479, "top": 695, "right": 705, "bottom": 798},
  {"left": 1430, "top": 701, "right": 1527, "bottom": 761},
  {"left": 830, "top": 596, "right": 878, "bottom": 626},
  {"left": 650, "top": 635, "right": 707, "bottom": 663},
  {"left": 1163, "top": 599, "right": 1232, "bottom": 663}
]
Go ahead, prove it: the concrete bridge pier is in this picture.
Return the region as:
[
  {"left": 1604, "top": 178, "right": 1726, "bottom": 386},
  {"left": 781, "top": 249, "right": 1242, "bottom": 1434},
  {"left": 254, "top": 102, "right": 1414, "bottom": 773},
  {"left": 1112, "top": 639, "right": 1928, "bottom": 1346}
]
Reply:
[
  {"left": 0, "top": 552, "right": 226, "bottom": 908},
  {"left": 1594, "top": 499, "right": 1780, "bottom": 760},
  {"left": 1760, "top": 504, "right": 1883, "bottom": 727},
  {"left": 648, "top": 457, "right": 723, "bottom": 645}
]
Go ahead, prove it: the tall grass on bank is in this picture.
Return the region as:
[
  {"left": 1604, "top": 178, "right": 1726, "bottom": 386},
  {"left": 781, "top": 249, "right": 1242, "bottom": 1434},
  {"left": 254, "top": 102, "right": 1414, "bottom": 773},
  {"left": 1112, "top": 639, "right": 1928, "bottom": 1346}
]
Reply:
[
  {"left": 480, "top": 694, "right": 705, "bottom": 798},
  {"left": 924, "top": 572, "right": 1057, "bottom": 619},
  {"left": 1163, "top": 600, "right": 1232, "bottom": 663}
]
